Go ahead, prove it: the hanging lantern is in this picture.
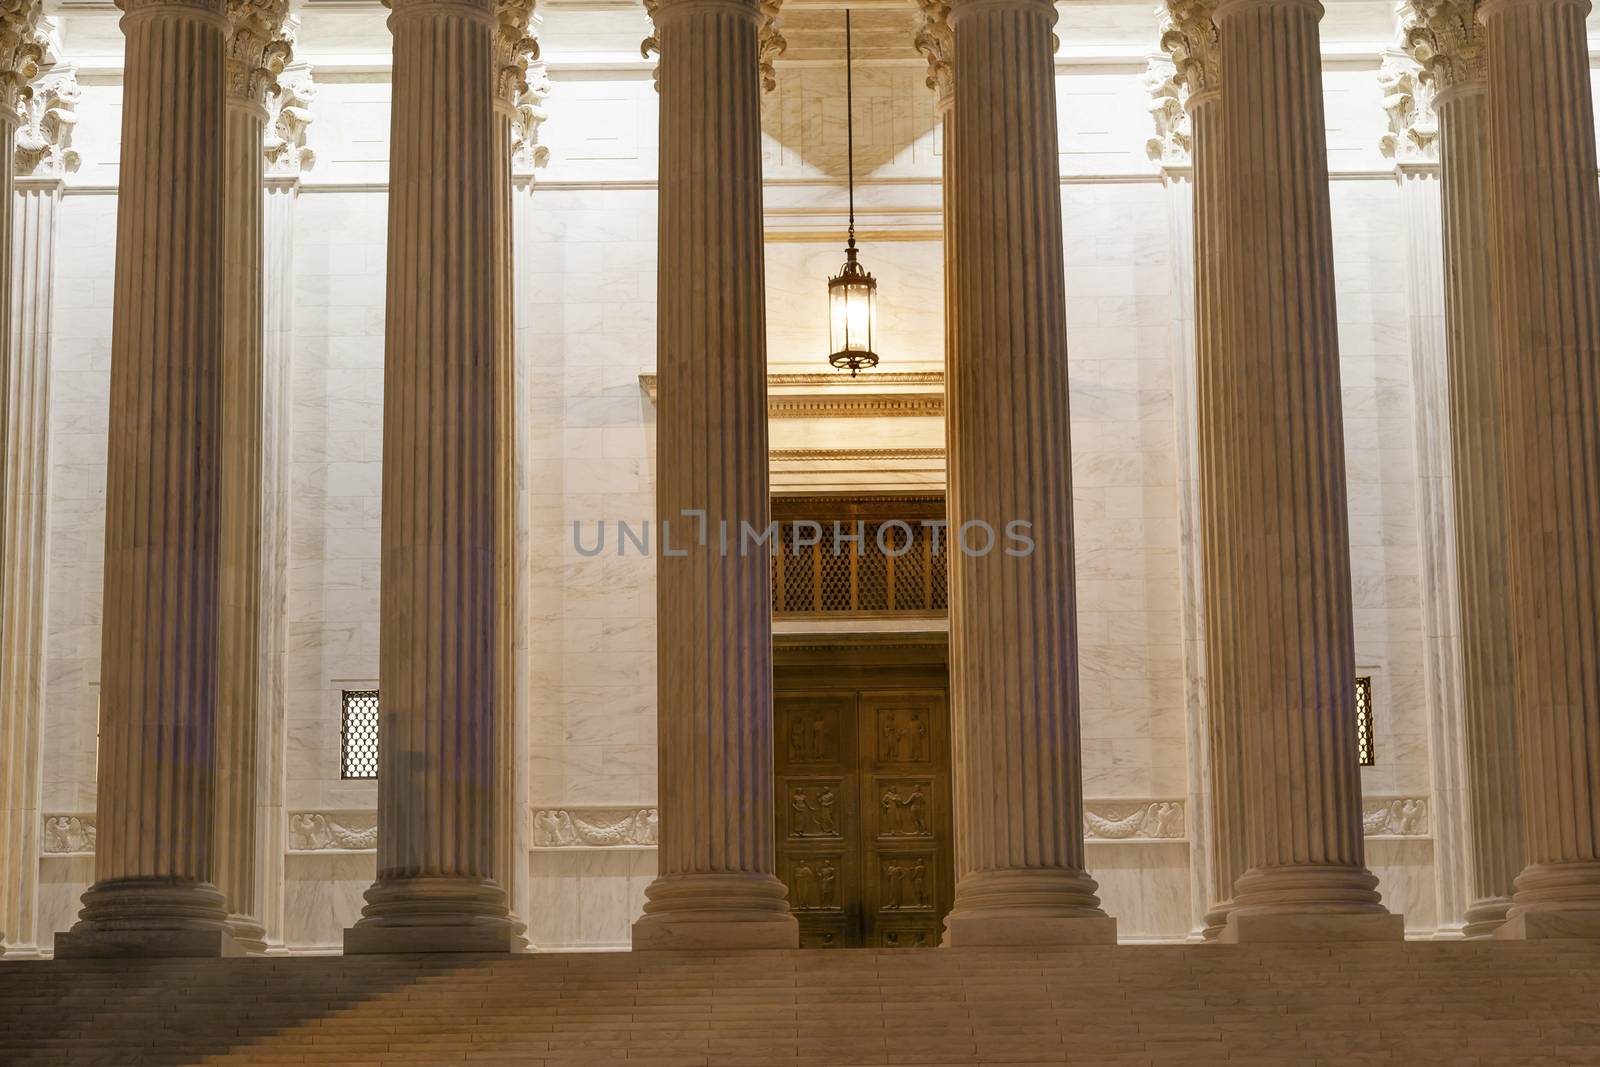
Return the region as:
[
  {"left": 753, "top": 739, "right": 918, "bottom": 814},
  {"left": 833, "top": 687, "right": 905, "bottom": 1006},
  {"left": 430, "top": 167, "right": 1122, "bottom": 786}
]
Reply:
[
  {"left": 826, "top": 9, "right": 880, "bottom": 376},
  {"left": 828, "top": 239, "right": 878, "bottom": 374}
]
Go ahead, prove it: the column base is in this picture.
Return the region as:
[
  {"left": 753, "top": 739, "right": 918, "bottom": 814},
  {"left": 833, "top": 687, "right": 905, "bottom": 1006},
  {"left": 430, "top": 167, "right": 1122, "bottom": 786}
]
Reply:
[
  {"left": 942, "top": 914, "right": 1117, "bottom": 947},
  {"left": 1219, "top": 911, "right": 1405, "bottom": 944},
  {"left": 346, "top": 875, "right": 515, "bottom": 954},
  {"left": 55, "top": 927, "right": 243, "bottom": 959},
  {"left": 1495, "top": 909, "right": 1600, "bottom": 941},
  {"left": 632, "top": 872, "right": 799, "bottom": 951},
  {"left": 1462, "top": 895, "right": 1513, "bottom": 939},
  {"left": 1200, "top": 902, "right": 1233, "bottom": 943},
  {"left": 343, "top": 923, "right": 516, "bottom": 955},
  {"left": 226, "top": 914, "right": 269, "bottom": 956}
]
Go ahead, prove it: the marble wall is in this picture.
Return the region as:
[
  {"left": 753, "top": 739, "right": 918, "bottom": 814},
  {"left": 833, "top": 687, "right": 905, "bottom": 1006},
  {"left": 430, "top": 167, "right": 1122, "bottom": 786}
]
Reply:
[{"left": 17, "top": 2, "right": 1456, "bottom": 954}]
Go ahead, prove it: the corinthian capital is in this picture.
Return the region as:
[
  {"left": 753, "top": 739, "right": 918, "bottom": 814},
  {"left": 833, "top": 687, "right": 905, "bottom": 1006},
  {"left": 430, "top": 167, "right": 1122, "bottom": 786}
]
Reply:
[
  {"left": 1378, "top": 51, "right": 1437, "bottom": 162},
  {"left": 1144, "top": 57, "right": 1190, "bottom": 165},
  {"left": 1159, "top": 0, "right": 1219, "bottom": 99},
  {"left": 758, "top": 0, "right": 785, "bottom": 94},
  {"left": 0, "top": 0, "right": 42, "bottom": 116},
  {"left": 495, "top": 0, "right": 538, "bottom": 107},
  {"left": 15, "top": 58, "right": 79, "bottom": 177},
  {"left": 913, "top": 0, "right": 953, "bottom": 105},
  {"left": 226, "top": 0, "right": 291, "bottom": 107},
  {"left": 511, "top": 22, "right": 550, "bottom": 177},
  {"left": 1403, "top": 0, "right": 1485, "bottom": 94}
]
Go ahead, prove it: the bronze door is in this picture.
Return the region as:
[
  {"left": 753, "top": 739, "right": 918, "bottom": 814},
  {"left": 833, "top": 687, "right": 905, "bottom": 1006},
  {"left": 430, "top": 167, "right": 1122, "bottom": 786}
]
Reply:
[{"left": 775, "top": 686, "right": 953, "bottom": 948}]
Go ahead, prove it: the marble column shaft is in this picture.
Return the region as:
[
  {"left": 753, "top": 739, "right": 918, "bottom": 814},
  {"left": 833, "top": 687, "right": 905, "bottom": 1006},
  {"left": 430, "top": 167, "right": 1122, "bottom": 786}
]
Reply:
[
  {"left": 939, "top": 0, "right": 1113, "bottom": 947},
  {"left": 1187, "top": 86, "right": 1249, "bottom": 941},
  {"left": 259, "top": 172, "right": 294, "bottom": 953},
  {"left": 215, "top": 2, "right": 284, "bottom": 955},
  {"left": 1433, "top": 79, "right": 1522, "bottom": 937},
  {"left": 59, "top": 0, "right": 235, "bottom": 957},
  {"left": 347, "top": 0, "right": 512, "bottom": 953},
  {"left": 1211, "top": 0, "right": 1397, "bottom": 941},
  {"left": 491, "top": 3, "right": 534, "bottom": 950},
  {"left": 0, "top": 5, "right": 39, "bottom": 954},
  {"left": 633, "top": 0, "right": 796, "bottom": 951},
  {"left": 0, "top": 175, "right": 59, "bottom": 960},
  {"left": 1480, "top": 0, "right": 1600, "bottom": 936}
]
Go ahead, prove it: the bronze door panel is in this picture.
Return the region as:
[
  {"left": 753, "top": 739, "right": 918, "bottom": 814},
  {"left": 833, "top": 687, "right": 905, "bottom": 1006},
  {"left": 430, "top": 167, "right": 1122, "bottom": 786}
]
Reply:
[{"left": 775, "top": 691, "right": 861, "bottom": 948}]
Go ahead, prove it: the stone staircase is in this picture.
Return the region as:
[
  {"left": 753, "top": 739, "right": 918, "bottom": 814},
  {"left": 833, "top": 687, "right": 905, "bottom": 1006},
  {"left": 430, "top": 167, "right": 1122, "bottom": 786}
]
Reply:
[{"left": 3, "top": 941, "right": 1600, "bottom": 1066}]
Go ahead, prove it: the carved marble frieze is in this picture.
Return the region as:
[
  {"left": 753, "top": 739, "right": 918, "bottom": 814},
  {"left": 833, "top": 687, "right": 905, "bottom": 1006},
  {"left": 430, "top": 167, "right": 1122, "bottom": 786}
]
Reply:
[
  {"left": 1083, "top": 800, "right": 1186, "bottom": 842},
  {"left": 287, "top": 811, "right": 378, "bottom": 852},
  {"left": 640, "top": 371, "right": 945, "bottom": 419},
  {"left": 533, "top": 806, "right": 658, "bottom": 848},
  {"left": 1363, "top": 796, "right": 1430, "bottom": 838},
  {"left": 40, "top": 814, "right": 95, "bottom": 855}
]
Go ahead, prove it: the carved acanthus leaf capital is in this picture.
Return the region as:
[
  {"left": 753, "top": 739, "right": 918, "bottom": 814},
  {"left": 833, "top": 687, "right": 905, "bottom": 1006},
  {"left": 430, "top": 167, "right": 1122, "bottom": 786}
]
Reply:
[
  {"left": 264, "top": 60, "right": 315, "bottom": 178},
  {"left": 641, "top": 0, "right": 660, "bottom": 92},
  {"left": 226, "top": 0, "right": 291, "bottom": 107},
  {"left": 1144, "top": 56, "right": 1190, "bottom": 166},
  {"left": 1158, "top": 0, "right": 1219, "bottom": 99},
  {"left": 511, "top": 43, "right": 551, "bottom": 177},
  {"left": 758, "top": 0, "right": 785, "bottom": 94},
  {"left": 1378, "top": 51, "right": 1437, "bottom": 163},
  {"left": 0, "top": 0, "right": 43, "bottom": 116},
  {"left": 1402, "top": 0, "right": 1485, "bottom": 94},
  {"left": 495, "top": 0, "right": 538, "bottom": 106},
  {"left": 15, "top": 57, "right": 79, "bottom": 177},
  {"left": 913, "top": 0, "right": 953, "bottom": 103}
]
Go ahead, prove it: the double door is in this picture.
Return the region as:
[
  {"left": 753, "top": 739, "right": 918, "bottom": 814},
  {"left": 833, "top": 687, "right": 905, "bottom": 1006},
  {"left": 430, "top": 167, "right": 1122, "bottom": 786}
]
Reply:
[{"left": 774, "top": 684, "right": 953, "bottom": 948}]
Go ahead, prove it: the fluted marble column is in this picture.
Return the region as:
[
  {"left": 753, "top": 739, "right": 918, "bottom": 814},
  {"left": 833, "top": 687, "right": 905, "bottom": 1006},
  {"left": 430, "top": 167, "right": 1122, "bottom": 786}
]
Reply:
[
  {"left": 1479, "top": 0, "right": 1600, "bottom": 940},
  {"left": 0, "top": 17, "right": 52, "bottom": 957},
  {"left": 1211, "top": 0, "right": 1400, "bottom": 943},
  {"left": 1405, "top": 1, "right": 1523, "bottom": 939},
  {"left": 492, "top": 0, "right": 535, "bottom": 953},
  {"left": 1158, "top": 1, "right": 1245, "bottom": 942},
  {"left": 939, "top": 0, "right": 1114, "bottom": 947},
  {"left": 259, "top": 52, "right": 314, "bottom": 955},
  {"left": 56, "top": 0, "right": 236, "bottom": 959},
  {"left": 508, "top": 51, "right": 547, "bottom": 948},
  {"left": 344, "top": 0, "right": 514, "bottom": 954},
  {"left": 631, "top": 0, "right": 796, "bottom": 951},
  {"left": 213, "top": 0, "right": 287, "bottom": 958}
]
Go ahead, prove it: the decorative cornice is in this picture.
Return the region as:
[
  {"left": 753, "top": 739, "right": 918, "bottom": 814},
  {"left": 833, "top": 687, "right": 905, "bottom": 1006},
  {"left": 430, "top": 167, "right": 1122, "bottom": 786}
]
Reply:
[
  {"left": 640, "top": 370, "right": 946, "bottom": 419},
  {"left": 14, "top": 57, "right": 78, "bottom": 178},
  {"left": 1144, "top": 56, "right": 1190, "bottom": 166},
  {"left": 511, "top": 15, "right": 550, "bottom": 177},
  {"left": 912, "top": 0, "right": 953, "bottom": 105},
  {"left": 1378, "top": 50, "right": 1437, "bottom": 163},
  {"left": 758, "top": 0, "right": 784, "bottom": 94},
  {"left": 41, "top": 814, "right": 95, "bottom": 855},
  {"left": 1363, "top": 796, "right": 1430, "bottom": 838},
  {"left": 0, "top": 0, "right": 42, "bottom": 117},
  {"left": 495, "top": 0, "right": 538, "bottom": 107},
  {"left": 1158, "top": 0, "right": 1219, "bottom": 100},
  {"left": 264, "top": 56, "right": 316, "bottom": 178},
  {"left": 1403, "top": 0, "right": 1484, "bottom": 94},
  {"left": 533, "top": 807, "right": 659, "bottom": 847},
  {"left": 771, "top": 446, "right": 945, "bottom": 461},
  {"left": 287, "top": 811, "right": 378, "bottom": 852}
]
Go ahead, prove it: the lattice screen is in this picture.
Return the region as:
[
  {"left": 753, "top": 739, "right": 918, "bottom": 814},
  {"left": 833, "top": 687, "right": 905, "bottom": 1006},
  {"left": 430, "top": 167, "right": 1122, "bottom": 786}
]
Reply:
[
  {"left": 342, "top": 690, "right": 381, "bottom": 780},
  {"left": 1355, "top": 676, "right": 1375, "bottom": 767},
  {"left": 770, "top": 497, "right": 947, "bottom": 616}
]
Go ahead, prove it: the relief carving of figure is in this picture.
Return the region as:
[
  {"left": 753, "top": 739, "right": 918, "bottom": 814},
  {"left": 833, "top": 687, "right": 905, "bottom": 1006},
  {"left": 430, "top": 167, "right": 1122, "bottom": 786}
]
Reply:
[
  {"left": 909, "top": 858, "right": 928, "bottom": 908},
  {"left": 882, "top": 785, "right": 905, "bottom": 835},
  {"left": 818, "top": 860, "right": 837, "bottom": 909},
  {"left": 43, "top": 815, "right": 94, "bottom": 853},
  {"left": 885, "top": 862, "right": 903, "bottom": 908},
  {"left": 815, "top": 785, "right": 837, "bottom": 833},
  {"left": 792, "top": 861, "right": 818, "bottom": 909}
]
